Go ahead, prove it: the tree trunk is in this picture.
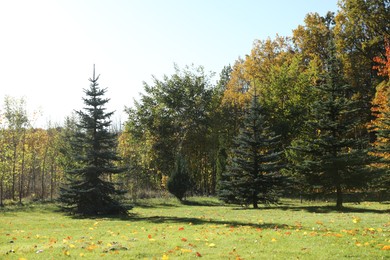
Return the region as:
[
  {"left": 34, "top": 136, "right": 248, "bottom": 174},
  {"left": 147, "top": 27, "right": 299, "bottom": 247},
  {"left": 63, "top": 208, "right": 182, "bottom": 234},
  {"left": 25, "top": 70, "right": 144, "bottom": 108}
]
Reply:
[
  {"left": 11, "top": 143, "right": 17, "bottom": 201},
  {"left": 41, "top": 145, "right": 48, "bottom": 200},
  {"left": 336, "top": 185, "right": 343, "bottom": 209},
  {"left": 0, "top": 176, "right": 3, "bottom": 207},
  {"left": 19, "top": 130, "right": 26, "bottom": 204},
  {"left": 50, "top": 163, "right": 55, "bottom": 201},
  {"left": 252, "top": 192, "right": 258, "bottom": 209}
]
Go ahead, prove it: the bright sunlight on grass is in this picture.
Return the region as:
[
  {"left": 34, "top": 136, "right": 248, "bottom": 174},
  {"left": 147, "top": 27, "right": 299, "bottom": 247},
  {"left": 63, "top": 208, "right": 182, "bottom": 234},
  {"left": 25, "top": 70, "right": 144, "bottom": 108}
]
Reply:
[{"left": 0, "top": 197, "right": 389, "bottom": 259}]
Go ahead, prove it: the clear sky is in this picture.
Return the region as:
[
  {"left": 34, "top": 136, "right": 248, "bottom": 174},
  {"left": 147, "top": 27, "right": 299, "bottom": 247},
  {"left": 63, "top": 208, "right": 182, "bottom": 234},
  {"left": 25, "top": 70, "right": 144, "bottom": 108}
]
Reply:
[{"left": 0, "top": 0, "right": 339, "bottom": 127}]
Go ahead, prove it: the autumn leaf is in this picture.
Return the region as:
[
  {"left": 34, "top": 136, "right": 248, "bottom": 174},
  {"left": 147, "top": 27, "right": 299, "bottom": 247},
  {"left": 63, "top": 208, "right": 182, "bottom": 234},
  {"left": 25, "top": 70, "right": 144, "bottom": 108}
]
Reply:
[
  {"left": 178, "top": 227, "right": 184, "bottom": 231},
  {"left": 382, "top": 245, "right": 390, "bottom": 250},
  {"left": 87, "top": 244, "right": 98, "bottom": 251},
  {"left": 181, "top": 237, "right": 187, "bottom": 242},
  {"left": 162, "top": 254, "right": 169, "bottom": 260},
  {"left": 352, "top": 217, "right": 361, "bottom": 224},
  {"left": 195, "top": 252, "right": 202, "bottom": 257},
  {"left": 208, "top": 243, "right": 216, "bottom": 248}
]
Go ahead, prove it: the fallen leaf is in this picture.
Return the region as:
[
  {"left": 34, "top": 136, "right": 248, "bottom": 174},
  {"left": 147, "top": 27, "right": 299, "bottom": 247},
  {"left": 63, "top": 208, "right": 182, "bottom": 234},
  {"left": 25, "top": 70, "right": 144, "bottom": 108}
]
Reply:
[
  {"left": 208, "top": 243, "right": 216, "bottom": 248},
  {"left": 181, "top": 238, "right": 187, "bottom": 242},
  {"left": 382, "top": 245, "right": 390, "bottom": 250},
  {"left": 352, "top": 217, "right": 361, "bottom": 224},
  {"left": 195, "top": 252, "right": 202, "bottom": 257}
]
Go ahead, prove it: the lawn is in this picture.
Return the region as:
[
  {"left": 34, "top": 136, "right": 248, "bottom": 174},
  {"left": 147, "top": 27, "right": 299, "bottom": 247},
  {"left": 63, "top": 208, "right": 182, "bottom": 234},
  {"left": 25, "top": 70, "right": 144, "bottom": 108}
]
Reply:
[{"left": 0, "top": 197, "right": 389, "bottom": 259}]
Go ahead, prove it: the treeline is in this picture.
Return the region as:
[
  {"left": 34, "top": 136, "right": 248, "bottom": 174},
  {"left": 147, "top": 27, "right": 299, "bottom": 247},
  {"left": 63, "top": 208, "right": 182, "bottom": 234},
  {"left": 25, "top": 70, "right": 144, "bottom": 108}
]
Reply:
[{"left": 0, "top": 0, "right": 389, "bottom": 206}]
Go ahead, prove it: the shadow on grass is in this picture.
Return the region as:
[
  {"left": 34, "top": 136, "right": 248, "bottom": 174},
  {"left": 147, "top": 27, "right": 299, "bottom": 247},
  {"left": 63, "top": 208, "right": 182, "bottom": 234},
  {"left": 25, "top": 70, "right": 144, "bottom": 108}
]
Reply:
[
  {"left": 132, "top": 202, "right": 179, "bottom": 209},
  {"left": 0, "top": 201, "right": 59, "bottom": 213},
  {"left": 132, "top": 197, "right": 224, "bottom": 208},
  {"left": 262, "top": 204, "right": 389, "bottom": 214},
  {"left": 97, "top": 213, "right": 286, "bottom": 230},
  {"left": 181, "top": 199, "right": 224, "bottom": 207}
]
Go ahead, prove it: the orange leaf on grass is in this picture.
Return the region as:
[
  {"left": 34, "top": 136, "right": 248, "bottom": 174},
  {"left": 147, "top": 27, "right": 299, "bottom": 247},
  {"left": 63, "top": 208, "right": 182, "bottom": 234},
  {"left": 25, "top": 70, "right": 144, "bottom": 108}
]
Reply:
[
  {"left": 181, "top": 237, "right": 187, "bottom": 242},
  {"left": 178, "top": 227, "right": 184, "bottom": 231},
  {"left": 382, "top": 245, "right": 390, "bottom": 250},
  {"left": 195, "top": 252, "right": 202, "bottom": 257}
]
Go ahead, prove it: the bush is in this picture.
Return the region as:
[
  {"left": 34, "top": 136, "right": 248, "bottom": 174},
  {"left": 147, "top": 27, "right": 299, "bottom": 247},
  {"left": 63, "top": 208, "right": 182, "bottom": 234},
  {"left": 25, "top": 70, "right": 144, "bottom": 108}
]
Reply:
[{"left": 167, "top": 154, "right": 191, "bottom": 201}]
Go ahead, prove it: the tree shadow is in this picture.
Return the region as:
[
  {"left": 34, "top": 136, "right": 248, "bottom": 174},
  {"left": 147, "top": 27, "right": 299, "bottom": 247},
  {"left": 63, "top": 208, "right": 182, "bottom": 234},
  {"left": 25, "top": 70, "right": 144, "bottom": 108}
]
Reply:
[
  {"left": 262, "top": 205, "right": 389, "bottom": 214},
  {"left": 111, "top": 213, "right": 285, "bottom": 230},
  {"left": 181, "top": 199, "right": 224, "bottom": 207},
  {"left": 131, "top": 202, "right": 179, "bottom": 209}
]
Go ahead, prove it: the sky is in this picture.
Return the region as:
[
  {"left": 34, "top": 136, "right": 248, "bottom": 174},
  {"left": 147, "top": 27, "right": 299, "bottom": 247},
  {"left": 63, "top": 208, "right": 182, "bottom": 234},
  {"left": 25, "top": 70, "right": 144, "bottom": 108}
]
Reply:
[{"left": 0, "top": 0, "right": 340, "bottom": 128}]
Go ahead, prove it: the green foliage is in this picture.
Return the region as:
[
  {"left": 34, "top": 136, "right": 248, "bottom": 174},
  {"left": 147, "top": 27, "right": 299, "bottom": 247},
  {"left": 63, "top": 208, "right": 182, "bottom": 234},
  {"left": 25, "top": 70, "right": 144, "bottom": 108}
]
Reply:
[
  {"left": 59, "top": 68, "right": 128, "bottom": 215},
  {"left": 290, "top": 35, "right": 377, "bottom": 209},
  {"left": 167, "top": 154, "right": 191, "bottom": 201},
  {"left": 219, "top": 92, "right": 285, "bottom": 208},
  {"left": 125, "top": 65, "right": 216, "bottom": 193}
]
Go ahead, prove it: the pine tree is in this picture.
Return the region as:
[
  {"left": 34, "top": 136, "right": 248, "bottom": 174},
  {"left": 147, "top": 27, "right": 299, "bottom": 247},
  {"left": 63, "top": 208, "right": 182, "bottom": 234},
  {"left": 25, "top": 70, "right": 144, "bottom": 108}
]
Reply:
[
  {"left": 59, "top": 67, "right": 128, "bottom": 215},
  {"left": 167, "top": 153, "right": 191, "bottom": 202},
  {"left": 291, "top": 35, "right": 376, "bottom": 209},
  {"left": 218, "top": 91, "right": 284, "bottom": 208}
]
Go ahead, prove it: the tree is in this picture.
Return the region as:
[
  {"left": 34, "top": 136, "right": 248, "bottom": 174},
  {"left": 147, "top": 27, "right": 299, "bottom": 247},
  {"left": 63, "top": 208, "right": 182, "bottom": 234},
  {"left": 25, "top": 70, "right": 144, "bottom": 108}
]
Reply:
[
  {"left": 335, "top": 0, "right": 389, "bottom": 129},
  {"left": 370, "top": 40, "right": 390, "bottom": 197},
  {"left": 167, "top": 153, "right": 191, "bottom": 201},
  {"left": 3, "top": 96, "right": 29, "bottom": 201},
  {"left": 59, "top": 67, "right": 128, "bottom": 215},
  {"left": 218, "top": 90, "right": 285, "bottom": 208},
  {"left": 290, "top": 35, "right": 376, "bottom": 209},
  {"left": 125, "top": 65, "right": 215, "bottom": 193}
]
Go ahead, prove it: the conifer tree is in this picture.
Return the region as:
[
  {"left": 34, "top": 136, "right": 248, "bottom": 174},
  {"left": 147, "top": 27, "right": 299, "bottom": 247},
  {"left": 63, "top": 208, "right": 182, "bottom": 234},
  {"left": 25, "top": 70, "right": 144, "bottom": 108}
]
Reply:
[
  {"left": 167, "top": 153, "right": 191, "bottom": 202},
  {"left": 218, "top": 91, "right": 284, "bottom": 208},
  {"left": 60, "top": 67, "right": 128, "bottom": 215},
  {"left": 291, "top": 35, "right": 376, "bottom": 209}
]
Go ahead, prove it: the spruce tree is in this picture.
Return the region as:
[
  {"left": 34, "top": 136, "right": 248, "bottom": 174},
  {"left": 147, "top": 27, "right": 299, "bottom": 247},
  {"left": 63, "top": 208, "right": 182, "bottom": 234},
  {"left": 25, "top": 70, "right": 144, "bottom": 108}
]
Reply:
[
  {"left": 60, "top": 67, "right": 128, "bottom": 215},
  {"left": 218, "top": 91, "right": 284, "bottom": 208},
  {"left": 290, "top": 35, "right": 376, "bottom": 209}
]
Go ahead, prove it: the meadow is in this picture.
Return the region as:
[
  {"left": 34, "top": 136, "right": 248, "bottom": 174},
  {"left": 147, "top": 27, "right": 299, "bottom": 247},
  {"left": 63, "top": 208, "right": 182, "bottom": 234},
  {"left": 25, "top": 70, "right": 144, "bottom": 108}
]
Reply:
[{"left": 0, "top": 197, "right": 389, "bottom": 259}]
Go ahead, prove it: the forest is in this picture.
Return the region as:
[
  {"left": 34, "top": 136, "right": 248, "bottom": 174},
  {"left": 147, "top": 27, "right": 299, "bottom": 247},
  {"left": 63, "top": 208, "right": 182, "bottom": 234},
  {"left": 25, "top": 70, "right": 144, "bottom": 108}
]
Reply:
[{"left": 0, "top": 0, "right": 389, "bottom": 211}]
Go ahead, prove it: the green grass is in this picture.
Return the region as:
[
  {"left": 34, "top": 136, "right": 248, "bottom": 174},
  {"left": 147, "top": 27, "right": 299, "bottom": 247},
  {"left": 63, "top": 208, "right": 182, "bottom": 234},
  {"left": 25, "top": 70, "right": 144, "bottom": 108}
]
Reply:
[{"left": 0, "top": 197, "right": 389, "bottom": 259}]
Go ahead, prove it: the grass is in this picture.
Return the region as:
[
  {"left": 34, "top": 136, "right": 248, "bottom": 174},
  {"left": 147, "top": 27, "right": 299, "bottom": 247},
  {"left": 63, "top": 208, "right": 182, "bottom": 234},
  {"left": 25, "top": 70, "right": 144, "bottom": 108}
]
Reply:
[{"left": 0, "top": 197, "right": 389, "bottom": 259}]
